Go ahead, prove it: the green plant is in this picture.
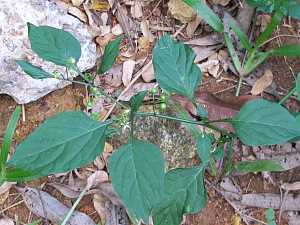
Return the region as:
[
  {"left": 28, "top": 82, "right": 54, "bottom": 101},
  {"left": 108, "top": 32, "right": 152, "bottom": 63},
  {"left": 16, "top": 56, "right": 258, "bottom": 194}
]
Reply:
[
  {"left": 4, "top": 21, "right": 300, "bottom": 225},
  {"left": 184, "top": 0, "right": 300, "bottom": 96}
]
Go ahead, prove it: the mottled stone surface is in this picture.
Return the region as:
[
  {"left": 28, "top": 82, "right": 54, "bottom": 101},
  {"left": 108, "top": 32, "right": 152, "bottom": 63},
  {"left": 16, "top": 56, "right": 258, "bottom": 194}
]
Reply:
[
  {"left": 0, "top": 0, "right": 97, "bottom": 104},
  {"left": 112, "top": 106, "right": 197, "bottom": 169}
]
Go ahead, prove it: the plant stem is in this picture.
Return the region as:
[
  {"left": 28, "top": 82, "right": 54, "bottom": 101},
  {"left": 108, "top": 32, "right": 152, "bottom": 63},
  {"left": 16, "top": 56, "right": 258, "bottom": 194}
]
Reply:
[
  {"left": 279, "top": 86, "right": 296, "bottom": 105},
  {"left": 235, "top": 76, "right": 243, "bottom": 96},
  {"left": 135, "top": 112, "right": 233, "bottom": 136},
  {"left": 60, "top": 186, "right": 88, "bottom": 225}
]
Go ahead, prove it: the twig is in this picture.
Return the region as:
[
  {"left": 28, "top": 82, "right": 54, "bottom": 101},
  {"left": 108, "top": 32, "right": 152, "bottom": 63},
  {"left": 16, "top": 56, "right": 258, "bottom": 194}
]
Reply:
[
  {"left": 21, "top": 104, "right": 26, "bottom": 122},
  {"left": 0, "top": 200, "right": 24, "bottom": 214}
]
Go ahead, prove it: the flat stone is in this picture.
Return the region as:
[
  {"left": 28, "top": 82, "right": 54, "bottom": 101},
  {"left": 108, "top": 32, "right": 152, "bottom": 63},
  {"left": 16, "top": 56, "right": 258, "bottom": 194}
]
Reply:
[{"left": 0, "top": 0, "right": 97, "bottom": 104}]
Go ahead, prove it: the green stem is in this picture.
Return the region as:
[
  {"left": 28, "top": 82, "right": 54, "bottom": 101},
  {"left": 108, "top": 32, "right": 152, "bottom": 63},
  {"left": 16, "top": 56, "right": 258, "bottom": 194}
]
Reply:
[
  {"left": 235, "top": 76, "right": 243, "bottom": 96},
  {"left": 135, "top": 112, "right": 233, "bottom": 136},
  {"left": 279, "top": 86, "right": 296, "bottom": 105},
  {"left": 60, "top": 186, "right": 88, "bottom": 225}
]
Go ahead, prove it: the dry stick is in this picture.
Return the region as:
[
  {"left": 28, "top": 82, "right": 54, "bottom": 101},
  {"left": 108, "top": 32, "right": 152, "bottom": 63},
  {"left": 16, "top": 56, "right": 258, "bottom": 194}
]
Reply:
[
  {"left": 21, "top": 104, "right": 26, "bottom": 122},
  {"left": 0, "top": 200, "right": 24, "bottom": 214}
]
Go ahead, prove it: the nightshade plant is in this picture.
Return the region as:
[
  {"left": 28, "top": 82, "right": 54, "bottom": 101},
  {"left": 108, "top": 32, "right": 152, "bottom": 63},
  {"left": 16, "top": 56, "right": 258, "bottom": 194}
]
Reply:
[{"left": 1, "top": 13, "right": 299, "bottom": 225}]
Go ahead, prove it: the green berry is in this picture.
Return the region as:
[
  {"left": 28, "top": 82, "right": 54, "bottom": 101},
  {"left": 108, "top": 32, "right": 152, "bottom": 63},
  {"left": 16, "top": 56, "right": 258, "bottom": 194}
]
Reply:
[
  {"left": 160, "top": 95, "right": 166, "bottom": 102},
  {"left": 150, "top": 87, "right": 158, "bottom": 95},
  {"left": 160, "top": 103, "right": 167, "bottom": 111}
]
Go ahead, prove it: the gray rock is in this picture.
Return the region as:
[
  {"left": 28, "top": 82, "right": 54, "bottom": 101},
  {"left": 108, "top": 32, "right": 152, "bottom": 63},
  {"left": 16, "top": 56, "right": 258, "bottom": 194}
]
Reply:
[{"left": 0, "top": 0, "right": 97, "bottom": 104}]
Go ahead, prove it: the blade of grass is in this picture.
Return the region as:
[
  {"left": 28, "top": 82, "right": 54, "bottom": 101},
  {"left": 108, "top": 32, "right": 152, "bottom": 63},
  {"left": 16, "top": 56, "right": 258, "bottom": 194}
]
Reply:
[
  {"left": 255, "top": 10, "right": 283, "bottom": 48},
  {"left": 0, "top": 106, "right": 21, "bottom": 170}
]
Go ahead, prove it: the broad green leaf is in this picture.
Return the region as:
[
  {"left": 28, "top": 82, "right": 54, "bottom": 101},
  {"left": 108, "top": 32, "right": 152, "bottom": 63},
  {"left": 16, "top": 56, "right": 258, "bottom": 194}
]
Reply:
[
  {"left": 165, "top": 166, "right": 206, "bottom": 213},
  {"left": 297, "top": 73, "right": 300, "bottom": 101},
  {"left": 0, "top": 106, "right": 21, "bottom": 170},
  {"left": 235, "top": 160, "right": 283, "bottom": 173},
  {"left": 266, "top": 208, "right": 277, "bottom": 225},
  {"left": 130, "top": 90, "right": 147, "bottom": 113},
  {"left": 27, "top": 23, "right": 81, "bottom": 66},
  {"left": 196, "top": 134, "right": 212, "bottom": 165},
  {"left": 16, "top": 60, "right": 53, "bottom": 79},
  {"left": 152, "top": 191, "right": 186, "bottom": 225},
  {"left": 231, "top": 99, "right": 300, "bottom": 146},
  {"left": 153, "top": 35, "right": 202, "bottom": 100},
  {"left": 183, "top": 0, "right": 224, "bottom": 33},
  {"left": 8, "top": 111, "right": 108, "bottom": 178},
  {"left": 98, "top": 36, "right": 122, "bottom": 74},
  {"left": 108, "top": 139, "right": 165, "bottom": 223},
  {"left": 256, "top": 11, "right": 283, "bottom": 47},
  {"left": 271, "top": 44, "right": 300, "bottom": 57}
]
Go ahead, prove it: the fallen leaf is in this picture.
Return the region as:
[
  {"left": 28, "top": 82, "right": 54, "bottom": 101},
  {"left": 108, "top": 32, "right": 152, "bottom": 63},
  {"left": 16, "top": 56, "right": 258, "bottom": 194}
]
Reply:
[
  {"left": 68, "top": 6, "right": 88, "bottom": 23},
  {"left": 71, "top": 0, "right": 84, "bottom": 7},
  {"left": 193, "top": 46, "right": 219, "bottom": 63},
  {"left": 168, "top": 0, "right": 196, "bottom": 23},
  {"left": 122, "top": 60, "right": 135, "bottom": 87},
  {"left": 89, "top": 0, "right": 110, "bottom": 11},
  {"left": 18, "top": 187, "right": 96, "bottom": 225},
  {"left": 186, "top": 16, "right": 202, "bottom": 37},
  {"left": 93, "top": 193, "right": 107, "bottom": 222},
  {"left": 251, "top": 69, "right": 274, "bottom": 95},
  {"left": 231, "top": 214, "right": 241, "bottom": 225},
  {"left": 98, "top": 182, "right": 124, "bottom": 206},
  {"left": 0, "top": 217, "right": 14, "bottom": 225},
  {"left": 48, "top": 182, "right": 83, "bottom": 199},
  {"left": 185, "top": 34, "right": 223, "bottom": 46},
  {"left": 131, "top": 1, "right": 143, "bottom": 18},
  {"left": 87, "top": 170, "right": 109, "bottom": 189},
  {"left": 172, "top": 91, "right": 258, "bottom": 131},
  {"left": 141, "top": 61, "right": 155, "bottom": 82},
  {"left": 119, "top": 82, "right": 155, "bottom": 101}
]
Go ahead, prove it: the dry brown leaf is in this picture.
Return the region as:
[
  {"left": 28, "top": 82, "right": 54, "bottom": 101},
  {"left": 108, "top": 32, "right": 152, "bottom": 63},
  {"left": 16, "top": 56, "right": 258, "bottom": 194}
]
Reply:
[
  {"left": 18, "top": 187, "right": 96, "bottom": 225},
  {"left": 193, "top": 46, "right": 219, "bottom": 63},
  {"left": 122, "top": 60, "right": 135, "bottom": 87},
  {"left": 141, "top": 62, "right": 155, "bottom": 82},
  {"left": 172, "top": 91, "right": 258, "bottom": 132},
  {"left": 71, "top": 0, "right": 84, "bottom": 7},
  {"left": 251, "top": 69, "right": 273, "bottom": 95},
  {"left": 119, "top": 82, "right": 155, "bottom": 101},
  {"left": 98, "top": 182, "right": 124, "bottom": 206},
  {"left": 68, "top": 6, "right": 88, "bottom": 23},
  {"left": 131, "top": 1, "right": 143, "bottom": 18},
  {"left": 185, "top": 34, "right": 222, "bottom": 46},
  {"left": 0, "top": 182, "right": 14, "bottom": 204},
  {"left": 168, "top": 0, "right": 196, "bottom": 23},
  {"left": 96, "top": 33, "right": 114, "bottom": 47},
  {"left": 186, "top": 16, "right": 202, "bottom": 37},
  {"left": 87, "top": 170, "right": 109, "bottom": 189},
  {"left": 0, "top": 217, "right": 14, "bottom": 225},
  {"left": 89, "top": 0, "right": 110, "bottom": 11},
  {"left": 48, "top": 183, "right": 83, "bottom": 199},
  {"left": 93, "top": 193, "right": 107, "bottom": 222},
  {"left": 83, "top": 3, "right": 101, "bottom": 37}
]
